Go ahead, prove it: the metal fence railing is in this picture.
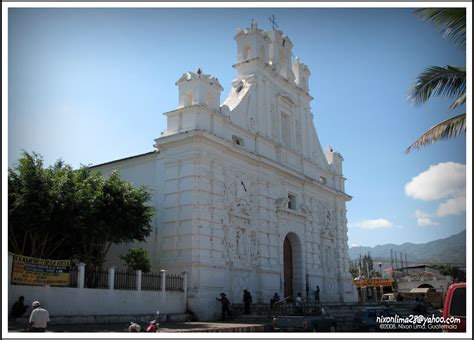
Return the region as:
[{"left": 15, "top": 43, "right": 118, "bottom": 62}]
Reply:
[
  {"left": 68, "top": 266, "right": 78, "bottom": 287},
  {"left": 84, "top": 267, "right": 108, "bottom": 289},
  {"left": 114, "top": 270, "right": 136, "bottom": 290},
  {"left": 166, "top": 273, "right": 184, "bottom": 291},
  {"left": 141, "top": 271, "right": 162, "bottom": 291}
]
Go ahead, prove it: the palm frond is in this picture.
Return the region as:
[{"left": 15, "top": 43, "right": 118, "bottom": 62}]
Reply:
[
  {"left": 415, "top": 8, "right": 466, "bottom": 48},
  {"left": 408, "top": 66, "right": 466, "bottom": 105},
  {"left": 449, "top": 92, "right": 466, "bottom": 111},
  {"left": 405, "top": 113, "right": 466, "bottom": 153}
]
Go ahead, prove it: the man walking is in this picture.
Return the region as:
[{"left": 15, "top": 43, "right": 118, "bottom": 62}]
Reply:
[
  {"left": 243, "top": 289, "right": 252, "bottom": 315},
  {"left": 216, "top": 293, "right": 232, "bottom": 321},
  {"left": 29, "top": 301, "right": 50, "bottom": 332}
]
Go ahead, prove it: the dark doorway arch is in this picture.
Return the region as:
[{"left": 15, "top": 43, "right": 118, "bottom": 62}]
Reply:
[
  {"left": 283, "top": 236, "right": 293, "bottom": 299},
  {"left": 283, "top": 233, "right": 303, "bottom": 300},
  {"left": 418, "top": 283, "right": 436, "bottom": 291}
]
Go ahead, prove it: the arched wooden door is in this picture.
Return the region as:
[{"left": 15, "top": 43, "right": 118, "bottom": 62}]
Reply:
[{"left": 283, "top": 236, "right": 293, "bottom": 299}]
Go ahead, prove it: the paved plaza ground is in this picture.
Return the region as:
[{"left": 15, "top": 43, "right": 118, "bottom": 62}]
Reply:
[{"left": 8, "top": 319, "right": 270, "bottom": 333}]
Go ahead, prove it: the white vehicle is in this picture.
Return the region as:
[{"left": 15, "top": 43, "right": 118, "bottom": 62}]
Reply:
[{"left": 380, "top": 293, "right": 397, "bottom": 302}]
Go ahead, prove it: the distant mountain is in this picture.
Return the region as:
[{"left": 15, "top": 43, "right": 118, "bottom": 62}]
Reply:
[{"left": 349, "top": 230, "right": 466, "bottom": 266}]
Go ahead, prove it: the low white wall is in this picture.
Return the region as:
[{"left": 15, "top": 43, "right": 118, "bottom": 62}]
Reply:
[{"left": 9, "top": 285, "right": 185, "bottom": 317}]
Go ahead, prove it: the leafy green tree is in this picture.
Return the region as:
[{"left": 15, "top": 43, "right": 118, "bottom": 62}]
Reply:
[
  {"left": 120, "top": 247, "right": 152, "bottom": 273},
  {"left": 349, "top": 262, "right": 360, "bottom": 279},
  {"left": 8, "top": 152, "right": 154, "bottom": 272},
  {"left": 406, "top": 8, "right": 466, "bottom": 153},
  {"left": 71, "top": 168, "right": 154, "bottom": 273},
  {"left": 431, "top": 264, "right": 452, "bottom": 276},
  {"left": 8, "top": 152, "right": 73, "bottom": 258}
]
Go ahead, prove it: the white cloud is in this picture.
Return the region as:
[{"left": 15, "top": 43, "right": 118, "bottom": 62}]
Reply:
[
  {"left": 350, "top": 244, "right": 361, "bottom": 248},
  {"left": 405, "top": 162, "right": 466, "bottom": 200},
  {"left": 437, "top": 196, "right": 467, "bottom": 217},
  {"left": 354, "top": 219, "right": 393, "bottom": 230},
  {"left": 415, "top": 210, "right": 438, "bottom": 226},
  {"left": 405, "top": 162, "right": 466, "bottom": 217}
]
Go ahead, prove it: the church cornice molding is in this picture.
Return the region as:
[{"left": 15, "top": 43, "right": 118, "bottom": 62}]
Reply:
[
  {"left": 155, "top": 129, "right": 352, "bottom": 202},
  {"left": 158, "top": 107, "right": 338, "bottom": 180},
  {"left": 161, "top": 104, "right": 220, "bottom": 118}
]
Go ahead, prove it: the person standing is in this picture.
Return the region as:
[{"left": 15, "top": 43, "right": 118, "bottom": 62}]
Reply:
[
  {"left": 216, "top": 293, "right": 232, "bottom": 321},
  {"left": 270, "top": 292, "right": 280, "bottom": 309},
  {"left": 315, "top": 286, "right": 320, "bottom": 302},
  {"left": 295, "top": 292, "right": 303, "bottom": 314},
  {"left": 29, "top": 301, "right": 50, "bottom": 332},
  {"left": 243, "top": 289, "right": 252, "bottom": 315},
  {"left": 10, "top": 296, "right": 29, "bottom": 319},
  {"left": 295, "top": 292, "right": 303, "bottom": 306}
]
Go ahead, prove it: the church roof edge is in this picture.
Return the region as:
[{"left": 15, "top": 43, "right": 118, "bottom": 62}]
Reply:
[{"left": 89, "top": 151, "right": 156, "bottom": 169}]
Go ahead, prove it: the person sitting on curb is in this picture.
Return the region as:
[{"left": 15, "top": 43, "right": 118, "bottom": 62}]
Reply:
[
  {"left": 10, "top": 296, "right": 29, "bottom": 319},
  {"left": 29, "top": 301, "right": 50, "bottom": 332}
]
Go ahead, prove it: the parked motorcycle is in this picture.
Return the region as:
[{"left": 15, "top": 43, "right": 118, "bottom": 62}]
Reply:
[
  {"left": 146, "top": 310, "right": 160, "bottom": 332},
  {"left": 127, "top": 322, "right": 141, "bottom": 332}
]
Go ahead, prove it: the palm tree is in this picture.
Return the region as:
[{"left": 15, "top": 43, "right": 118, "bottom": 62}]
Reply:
[{"left": 405, "top": 8, "right": 466, "bottom": 153}]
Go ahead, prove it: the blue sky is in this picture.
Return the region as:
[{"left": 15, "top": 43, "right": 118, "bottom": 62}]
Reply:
[{"left": 7, "top": 8, "right": 468, "bottom": 248}]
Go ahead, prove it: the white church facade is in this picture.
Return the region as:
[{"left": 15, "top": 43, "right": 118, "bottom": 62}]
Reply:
[{"left": 94, "top": 24, "right": 357, "bottom": 320}]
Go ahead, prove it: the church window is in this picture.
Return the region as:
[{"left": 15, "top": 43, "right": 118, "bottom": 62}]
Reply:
[
  {"left": 183, "top": 92, "right": 192, "bottom": 106},
  {"left": 259, "top": 45, "right": 265, "bottom": 61},
  {"left": 243, "top": 45, "right": 251, "bottom": 60},
  {"left": 206, "top": 93, "right": 215, "bottom": 108},
  {"left": 288, "top": 193, "right": 296, "bottom": 210},
  {"left": 280, "top": 48, "right": 287, "bottom": 66},
  {"left": 232, "top": 135, "right": 245, "bottom": 147},
  {"left": 281, "top": 112, "right": 291, "bottom": 147}
]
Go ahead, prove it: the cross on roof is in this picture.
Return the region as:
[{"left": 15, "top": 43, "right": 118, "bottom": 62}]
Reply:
[{"left": 268, "top": 14, "right": 278, "bottom": 30}]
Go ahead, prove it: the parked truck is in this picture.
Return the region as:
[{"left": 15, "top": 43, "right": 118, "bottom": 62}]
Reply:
[{"left": 272, "top": 305, "right": 337, "bottom": 332}]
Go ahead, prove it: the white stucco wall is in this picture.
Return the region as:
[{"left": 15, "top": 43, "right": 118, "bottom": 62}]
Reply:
[{"left": 9, "top": 285, "right": 185, "bottom": 317}]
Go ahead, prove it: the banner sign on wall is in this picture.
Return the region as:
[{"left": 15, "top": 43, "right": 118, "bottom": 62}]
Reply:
[{"left": 11, "top": 254, "right": 71, "bottom": 286}]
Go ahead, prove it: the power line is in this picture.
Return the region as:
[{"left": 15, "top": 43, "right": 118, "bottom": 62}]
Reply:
[{"left": 349, "top": 257, "right": 465, "bottom": 266}]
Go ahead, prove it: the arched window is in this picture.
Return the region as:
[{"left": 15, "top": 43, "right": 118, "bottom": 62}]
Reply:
[
  {"left": 183, "top": 92, "right": 192, "bottom": 106},
  {"left": 259, "top": 45, "right": 265, "bottom": 61},
  {"left": 243, "top": 45, "right": 251, "bottom": 60},
  {"left": 206, "top": 93, "right": 215, "bottom": 109},
  {"left": 280, "top": 48, "right": 287, "bottom": 67}
]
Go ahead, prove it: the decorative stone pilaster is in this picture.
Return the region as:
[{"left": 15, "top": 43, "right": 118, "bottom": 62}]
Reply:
[
  {"left": 160, "top": 270, "right": 167, "bottom": 292},
  {"left": 136, "top": 270, "right": 142, "bottom": 291},
  {"left": 77, "top": 263, "right": 86, "bottom": 289},
  {"left": 108, "top": 267, "right": 115, "bottom": 290}
]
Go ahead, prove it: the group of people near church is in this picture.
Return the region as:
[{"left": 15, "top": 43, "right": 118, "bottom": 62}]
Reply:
[
  {"left": 10, "top": 296, "right": 50, "bottom": 332},
  {"left": 215, "top": 288, "right": 254, "bottom": 321},
  {"left": 216, "top": 286, "right": 322, "bottom": 320}
]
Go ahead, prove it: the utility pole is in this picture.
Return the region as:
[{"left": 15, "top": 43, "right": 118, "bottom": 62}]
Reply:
[
  {"left": 399, "top": 252, "right": 404, "bottom": 276},
  {"left": 390, "top": 249, "right": 394, "bottom": 270}
]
